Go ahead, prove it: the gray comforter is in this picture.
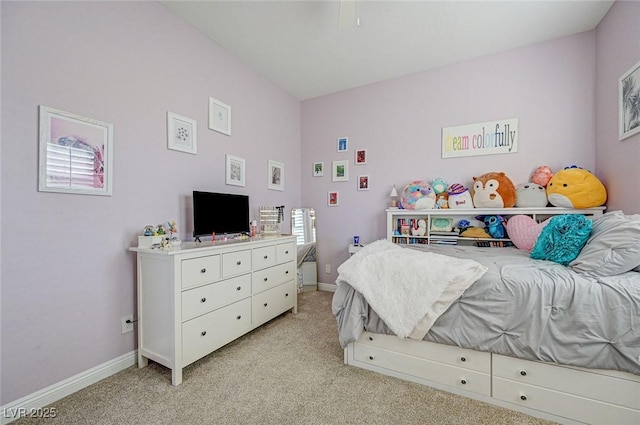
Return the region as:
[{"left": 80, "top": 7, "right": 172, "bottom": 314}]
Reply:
[{"left": 333, "top": 244, "right": 640, "bottom": 376}]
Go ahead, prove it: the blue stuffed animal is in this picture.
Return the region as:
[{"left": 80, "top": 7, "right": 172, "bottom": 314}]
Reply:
[{"left": 478, "top": 215, "right": 506, "bottom": 239}]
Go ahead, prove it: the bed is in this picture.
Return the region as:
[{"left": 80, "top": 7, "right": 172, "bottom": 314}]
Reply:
[{"left": 332, "top": 211, "right": 640, "bottom": 425}]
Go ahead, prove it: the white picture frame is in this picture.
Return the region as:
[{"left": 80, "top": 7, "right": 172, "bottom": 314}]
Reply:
[
  {"left": 357, "top": 175, "right": 370, "bottom": 191},
  {"left": 332, "top": 160, "right": 349, "bottom": 182},
  {"left": 313, "top": 162, "right": 324, "bottom": 177},
  {"left": 355, "top": 149, "right": 367, "bottom": 164},
  {"left": 225, "top": 154, "right": 246, "bottom": 187},
  {"left": 337, "top": 137, "right": 348, "bottom": 152},
  {"left": 268, "top": 160, "right": 284, "bottom": 191},
  {"left": 167, "top": 111, "right": 197, "bottom": 154},
  {"left": 38, "top": 105, "right": 114, "bottom": 196},
  {"left": 620, "top": 59, "right": 640, "bottom": 141},
  {"left": 208, "top": 97, "right": 231, "bottom": 136},
  {"left": 328, "top": 191, "right": 339, "bottom": 206}
]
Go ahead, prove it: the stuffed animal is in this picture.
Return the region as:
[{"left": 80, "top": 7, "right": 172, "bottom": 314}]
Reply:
[
  {"left": 471, "top": 172, "right": 517, "bottom": 208},
  {"left": 411, "top": 219, "right": 427, "bottom": 236},
  {"left": 478, "top": 215, "right": 507, "bottom": 239},
  {"left": 431, "top": 177, "right": 448, "bottom": 195},
  {"left": 546, "top": 166, "right": 607, "bottom": 208},
  {"left": 435, "top": 192, "right": 449, "bottom": 209},
  {"left": 531, "top": 165, "right": 554, "bottom": 187},
  {"left": 398, "top": 180, "right": 436, "bottom": 210},
  {"left": 515, "top": 183, "right": 548, "bottom": 207},
  {"left": 447, "top": 183, "right": 474, "bottom": 209}
]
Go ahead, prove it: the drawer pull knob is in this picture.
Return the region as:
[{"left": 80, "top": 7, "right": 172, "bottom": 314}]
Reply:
[
  {"left": 264, "top": 277, "right": 268, "bottom": 282},
  {"left": 461, "top": 379, "right": 467, "bottom": 385},
  {"left": 236, "top": 261, "right": 241, "bottom": 265},
  {"left": 285, "top": 293, "right": 289, "bottom": 297},
  {"left": 200, "top": 268, "right": 206, "bottom": 273},
  {"left": 200, "top": 297, "right": 207, "bottom": 303},
  {"left": 460, "top": 356, "right": 466, "bottom": 362},
  {"left": 264, "top": 255, "right": 268, "bottom": 259},
  {"left": 520, "top": 370, "right": 527, "bottom": 376},
  {"left": 285, "top": 270, "right": 289, "bottom": 274},
  {"left": 201, "top": 331, "right": 207, "bottom": 336},
  {"left": 285, "top": 250, "right": 289, "bottom": 254},
  {"left": 236, "top": 315, "right": 241, "bottom": 320},
  {"left": 520, "top": 395, "right": 527, "bottom": 401},
  {"left": 264, "top": 303, "right": 268, "bottom": 307},
  {"left": 236, "top": 286, "right": 241, "bottom": 291},
  {"left": 368, "top": 336, "right": 374, "bottom": 341},
  {"left": 369, "top": 355, "right": 374, "bottom": 360}
]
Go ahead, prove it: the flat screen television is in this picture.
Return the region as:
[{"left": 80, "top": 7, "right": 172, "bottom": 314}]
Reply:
[{"left": 193, "top": 191, "right": 250, "bottom": 239}]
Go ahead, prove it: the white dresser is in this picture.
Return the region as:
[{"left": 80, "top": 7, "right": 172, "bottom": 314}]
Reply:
[{"left": 129, "top": 235, "right": 297, "bottom": 385}]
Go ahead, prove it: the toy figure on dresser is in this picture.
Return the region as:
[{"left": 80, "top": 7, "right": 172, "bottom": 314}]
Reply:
[
  {"left": 546, "top": 166, "right": 607, "bottom": 208},
  {"left": 515, "top": 183, "right": 549, "bottom": 207},
  {"left": 398, "top": 180, "right": 436, "bottom": 210},
  {"left": 471, "top": 172, "right": 517, "bottom": 208},
  {"left": 447, "top": 183, "right": 474, "bottom": 209}
]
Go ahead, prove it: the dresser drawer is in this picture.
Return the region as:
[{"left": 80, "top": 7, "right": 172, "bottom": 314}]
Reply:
[
  {"left": 252, "top": 245, "right": 276, "bottom": 270},
  {"left": 252, "top": 280, "right": 295, "bottom": 327},
  {"left": 252, "top": 262, "right": 296, "bottom": 293},
  {"left": 181, "top": 274, "right": 251, "bottom": 321},
  {"left": 353, "top": 342, "right": 490, "bottom": 396},
  {"left": 181, "top": 255, "right": 221, "bottom": 288},
  {"left": 276, "top": 242, "right": 295, "bottom": 264},
  {"left": 222, "top": 250, "right": 251, "bottom": 278},
  {"left": 357, "top": 332, "right": 490, "bottom": 374},
  {"left": 182, "top": 297, "right": 252, "bottom": 367}
]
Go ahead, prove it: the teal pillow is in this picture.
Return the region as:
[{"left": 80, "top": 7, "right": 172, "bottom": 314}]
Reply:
[{"left": 530, "top": 215, "right": 592, "bottom": 266}]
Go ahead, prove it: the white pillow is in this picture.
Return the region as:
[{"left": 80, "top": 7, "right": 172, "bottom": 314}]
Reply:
[{"left": 570, "top": 211, "right": 640, "bottom": 276}]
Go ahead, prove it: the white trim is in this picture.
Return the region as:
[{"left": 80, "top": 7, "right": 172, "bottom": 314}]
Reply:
[
  {"left": 318, "top": 282, "right": 336, "bottom": 292},
  {"left": 1, "top": 351, "right": 136, "bottom": 424}
]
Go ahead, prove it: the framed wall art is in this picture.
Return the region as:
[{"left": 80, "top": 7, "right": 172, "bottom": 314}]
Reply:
[
  {"left": 355, "top": 149, "right": 367, "bottom": 164},
  {"left": 620, "top": 59, "right": 640, "bottom": 140},
  {"left": 328, "top": 191, "right": 339, "bottom": 206},
  {"left": 209, "top": 97, "right": 231, "bottom": 136},
  {"left": 268, "top": 159, "right": 284, "bottom": 191},
  {"left": 167, "top": 111, "right": 197, "bottom": 154},
  {"left": 226, "top": 154, "right": 246, "bottom": 187},
  {"left": 337, "top": 137, "right": 348, "bottom": 152},
  {"left": 358, "top": 175, "right": 370, "bottom": 191},
  {"left": 38, "top": 105, "right": 113, "bottom": 196},
  {"left": 313, "top": 162, "right": 324, "bottom": 177},
  {"left": 332, "top": 160, "right": 349, "bottom": 182}
]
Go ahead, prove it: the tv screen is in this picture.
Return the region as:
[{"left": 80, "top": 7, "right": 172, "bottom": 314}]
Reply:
[{"left": 193, "top": 191, "right": 250, "bottom": 238}]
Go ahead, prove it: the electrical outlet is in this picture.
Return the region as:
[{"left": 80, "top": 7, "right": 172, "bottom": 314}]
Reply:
[
  {"left": 121, "top": 315, "right": 134, "bottom": 334},
  {"left": 325, "top": 264, "right": 331, "bottom": 274}
]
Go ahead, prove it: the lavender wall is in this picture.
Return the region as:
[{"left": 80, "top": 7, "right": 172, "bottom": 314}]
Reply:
[
  {"left": 595, "top": 0, "right": 640, "bottom": 214},
  {"left": 302, "top": 32, "right": 597, "bottom": 285},
  {"left": 0, "top": 2, "right": 300, "bottom": 404}
]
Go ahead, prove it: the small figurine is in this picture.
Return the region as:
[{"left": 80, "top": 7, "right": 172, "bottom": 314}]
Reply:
[
  {"left": 155, "top": 224, "right": 166, "bottom": 236},
  {"left": 143, "top": 225, "right": 154, "bottom": 236}
]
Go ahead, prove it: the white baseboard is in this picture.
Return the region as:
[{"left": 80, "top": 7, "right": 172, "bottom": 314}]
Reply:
[
  {"left": 1, "top": 350, "right": 137, "bottom": 425},
  {"left": 318, "top": 282, "right": 337, "bottom": 292}
]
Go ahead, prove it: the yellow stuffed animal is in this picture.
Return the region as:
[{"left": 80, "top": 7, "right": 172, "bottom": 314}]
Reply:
[{"left": 546, "top": 166, "right": 606, "bottom": 208}]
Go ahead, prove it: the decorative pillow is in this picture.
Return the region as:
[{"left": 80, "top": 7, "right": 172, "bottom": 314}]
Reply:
[
  {"left": 530, "top": 215, "right": 592, "bottom": 266},
  {"left": 505, "top": 215, "right": 549, "bottom": 252},
  {"left": 570, "top": 211, "right": 640, "bottom": 276}
]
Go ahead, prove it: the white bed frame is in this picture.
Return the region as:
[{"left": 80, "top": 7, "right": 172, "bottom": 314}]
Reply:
[{"left": 345, "top": 331, "right": 640, "bottom": 425}]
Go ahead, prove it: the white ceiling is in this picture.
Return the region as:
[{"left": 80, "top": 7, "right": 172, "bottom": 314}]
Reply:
[{"left": 161, "top": 0, "right": 614, "bottom": 100}]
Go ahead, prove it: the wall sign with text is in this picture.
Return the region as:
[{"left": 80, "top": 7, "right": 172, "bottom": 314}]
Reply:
[{"left": 441, "top": 118, "right": 519, "bottom": 158}]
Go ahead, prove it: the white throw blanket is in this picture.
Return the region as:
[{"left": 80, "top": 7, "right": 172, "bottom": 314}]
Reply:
[{"left": 336, "top": 240, "right": 487, "bottom": 339}]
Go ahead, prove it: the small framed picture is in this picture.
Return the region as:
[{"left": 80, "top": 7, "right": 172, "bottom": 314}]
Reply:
[
  {"left": 620, "top": 59, "right": 640, "bottom": 140},
  {"left": 355, "top": 149, "right": 367, "bottom": 164},
  {"left": 337, "top": 137, "right": 348, "bottom": 152},
  {"left": 332, "top": 160, "right": 349, "bottom": 182},
  {"left": 208, "top": 96, "right": 231, "bottom": 136},
  {"left": 225, "top": 154, "right": 245, "bottom": 187},
  {"left": 38, "top": 105, "right": 113, "bottom": 196},
  {"left": 268, "top": 159, "right": 284, "bottom": 191},
  {"left": 328, "top": 191, "right": 339, "bottom": 206},
  {"left": 167, "top": 111, "right": 197, "bottom": 154},
  {"left": 357, "top": 175, "right": 370, "bottom": 191},
  {"left": 313, "top": 162, "right": 324, "bottom": 177}
]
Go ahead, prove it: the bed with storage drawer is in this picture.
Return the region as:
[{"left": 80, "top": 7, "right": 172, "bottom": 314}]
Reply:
[{"left": 332, "top": 211, "right": 640, "bottom": 424}]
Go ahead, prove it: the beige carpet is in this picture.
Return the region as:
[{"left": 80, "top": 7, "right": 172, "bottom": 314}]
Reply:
[{"left": 14, "top": 291, "right": 555, "bottom": 425}]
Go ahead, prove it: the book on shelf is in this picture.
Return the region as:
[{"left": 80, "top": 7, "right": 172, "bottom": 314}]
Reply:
[{"left": 429, "top": 230, "right": 460, "bottom": 236}]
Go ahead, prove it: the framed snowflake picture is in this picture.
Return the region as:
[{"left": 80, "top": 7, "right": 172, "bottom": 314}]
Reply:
[{"left": 167, "top": 111, "right": 197, "bottom": 154}]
